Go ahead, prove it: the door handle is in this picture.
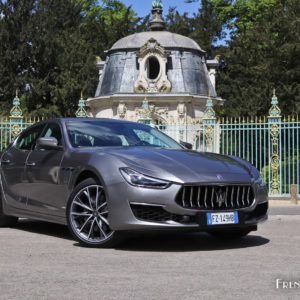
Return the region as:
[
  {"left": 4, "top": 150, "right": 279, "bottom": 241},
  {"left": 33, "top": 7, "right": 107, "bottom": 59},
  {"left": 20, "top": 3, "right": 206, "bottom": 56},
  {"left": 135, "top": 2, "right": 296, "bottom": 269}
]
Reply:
[
  {"left": 1, "top": 158, "right": 11, "bottom": 164},
  {"left": 26, "top": 161, "right": 36, "bottom": 167}
]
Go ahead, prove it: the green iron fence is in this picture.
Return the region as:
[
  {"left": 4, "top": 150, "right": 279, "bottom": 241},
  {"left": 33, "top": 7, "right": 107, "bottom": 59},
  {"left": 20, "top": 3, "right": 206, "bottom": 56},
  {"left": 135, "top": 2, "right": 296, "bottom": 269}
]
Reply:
[
  {"left": 1, "top": 91, "right": 299, "bottom": 197},
  {"left": 156, "top": 93, "right": 299, "bottom": 197}
]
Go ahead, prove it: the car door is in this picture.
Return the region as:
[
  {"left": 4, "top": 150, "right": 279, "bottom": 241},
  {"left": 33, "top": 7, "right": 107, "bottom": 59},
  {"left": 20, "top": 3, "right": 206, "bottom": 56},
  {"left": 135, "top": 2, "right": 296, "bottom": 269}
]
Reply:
[
  {"left": 0, "top": 124, "right": 45, "bottom": 210},
  {"left": 25, "top": 122, "right": 68, "bottom": 217}
]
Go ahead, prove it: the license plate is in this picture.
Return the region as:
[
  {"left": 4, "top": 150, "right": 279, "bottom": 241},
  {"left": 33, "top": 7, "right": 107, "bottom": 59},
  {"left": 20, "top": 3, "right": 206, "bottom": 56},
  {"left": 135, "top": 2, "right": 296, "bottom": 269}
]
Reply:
[{"left": 207, "top": 212, "right": 238, "bottom": 225}]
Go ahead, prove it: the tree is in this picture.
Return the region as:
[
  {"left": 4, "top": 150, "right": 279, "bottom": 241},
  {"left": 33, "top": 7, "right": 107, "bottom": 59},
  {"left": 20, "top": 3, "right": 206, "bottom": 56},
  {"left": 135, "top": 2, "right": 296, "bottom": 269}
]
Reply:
[
  {"left": 0, "top": 0, "right": 147, "bottom": 117},
  {"left": 0, "top": 0, "right": 36, "bottom": 114},
  {"left": 189, "top": 0, "right": 225, "bottom": 57},
  {"left": 215, "top": 0, "right": 300, "bottom": 116},
  {"left": 165, "top": 0, "right": 224, "bottom": 58},
  {"left": 165, "top": 8, "right": 193, "bottom": 37}
]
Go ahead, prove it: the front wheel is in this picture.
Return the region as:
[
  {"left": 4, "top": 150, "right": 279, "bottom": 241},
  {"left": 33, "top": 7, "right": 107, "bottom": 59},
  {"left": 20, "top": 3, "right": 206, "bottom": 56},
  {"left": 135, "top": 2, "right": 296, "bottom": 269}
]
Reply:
[
  {"left": 67, "top": 178, "right": 119, "bottom": 247},
  {"left": 207, "top": 228, "right": 252, "bottom": 239}
]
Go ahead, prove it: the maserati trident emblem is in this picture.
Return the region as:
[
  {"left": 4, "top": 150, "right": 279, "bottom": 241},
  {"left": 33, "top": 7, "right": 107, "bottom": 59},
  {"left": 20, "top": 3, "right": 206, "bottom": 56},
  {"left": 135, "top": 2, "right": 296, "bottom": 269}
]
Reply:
[
  {"left": 216, "top": 188, "right": 226, "bottom": 207},
  {"left": 216, "top": 174, "right": 223, "bottom": 180}
]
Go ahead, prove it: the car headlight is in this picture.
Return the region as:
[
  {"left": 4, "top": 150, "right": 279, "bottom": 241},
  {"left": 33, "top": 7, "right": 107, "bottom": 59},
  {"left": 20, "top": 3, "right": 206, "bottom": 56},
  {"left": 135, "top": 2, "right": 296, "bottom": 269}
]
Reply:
[{"left": 120, "top": 167, "right": 171, "bottom": 189}]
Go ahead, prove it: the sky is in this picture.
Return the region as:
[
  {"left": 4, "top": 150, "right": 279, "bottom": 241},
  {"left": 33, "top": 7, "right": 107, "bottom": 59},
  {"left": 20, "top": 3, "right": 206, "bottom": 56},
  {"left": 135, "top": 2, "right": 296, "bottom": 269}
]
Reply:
[
  {"left": 122, "top": 0, "right": 228, "bottom": 46},
  {"left": 122, "top": 0, "right": 200, "bottom": 17}
]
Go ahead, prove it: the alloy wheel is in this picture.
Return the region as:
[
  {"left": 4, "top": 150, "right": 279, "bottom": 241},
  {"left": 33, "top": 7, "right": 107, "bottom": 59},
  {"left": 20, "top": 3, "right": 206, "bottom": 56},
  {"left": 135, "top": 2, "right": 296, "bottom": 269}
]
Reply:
[{"left": 69, "top": 184, "right": 114, "bottom": 244}]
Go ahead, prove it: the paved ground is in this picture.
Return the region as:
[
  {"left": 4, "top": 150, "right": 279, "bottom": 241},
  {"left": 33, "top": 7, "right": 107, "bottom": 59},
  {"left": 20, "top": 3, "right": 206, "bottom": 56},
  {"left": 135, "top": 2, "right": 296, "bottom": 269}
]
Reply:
[{"left": 0, "top": 206, "right": 300, "bottom": 300}]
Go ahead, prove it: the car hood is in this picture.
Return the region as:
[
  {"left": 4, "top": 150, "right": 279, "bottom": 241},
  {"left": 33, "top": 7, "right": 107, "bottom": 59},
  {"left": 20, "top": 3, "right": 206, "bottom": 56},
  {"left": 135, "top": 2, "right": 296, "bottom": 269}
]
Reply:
[{"left": 103, "top": 147, "right": 253, "bottom": 184}]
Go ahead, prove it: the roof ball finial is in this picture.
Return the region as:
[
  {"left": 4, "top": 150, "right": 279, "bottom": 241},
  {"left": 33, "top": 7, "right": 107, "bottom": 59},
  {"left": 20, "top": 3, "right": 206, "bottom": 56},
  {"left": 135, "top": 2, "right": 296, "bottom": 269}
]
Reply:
[
  {"left": 150, "top": 0, "right": 165, "bottom": 31},
  {"left": 152, "top": 0, "right": 163, "bottom": 9}
]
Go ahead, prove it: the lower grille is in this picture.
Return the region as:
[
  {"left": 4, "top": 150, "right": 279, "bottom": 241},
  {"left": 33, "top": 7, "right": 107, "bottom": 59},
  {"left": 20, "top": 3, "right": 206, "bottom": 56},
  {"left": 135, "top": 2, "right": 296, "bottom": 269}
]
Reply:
[
  {"left": 175, "top": 185, "right": 254, "bottom": 210},
  {"left": 245, "top": 202, "right": 268, "bottom": 220},
  {"left": 130, "top": 204, "right": 194, "bottom": 224}
]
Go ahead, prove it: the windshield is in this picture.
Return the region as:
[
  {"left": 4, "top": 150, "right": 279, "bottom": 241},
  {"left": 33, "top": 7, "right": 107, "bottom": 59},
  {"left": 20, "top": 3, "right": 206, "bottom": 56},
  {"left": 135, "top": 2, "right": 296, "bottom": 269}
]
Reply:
[{"left": 66, "top": 120, "right": 183, "bottom": 149}]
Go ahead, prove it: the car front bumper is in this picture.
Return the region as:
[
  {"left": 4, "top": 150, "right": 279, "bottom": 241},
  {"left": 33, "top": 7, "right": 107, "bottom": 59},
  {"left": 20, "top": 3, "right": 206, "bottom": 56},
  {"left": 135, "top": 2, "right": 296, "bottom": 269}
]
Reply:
[{"left": 106, "top": 181, "right": 268, "bottom": 231}]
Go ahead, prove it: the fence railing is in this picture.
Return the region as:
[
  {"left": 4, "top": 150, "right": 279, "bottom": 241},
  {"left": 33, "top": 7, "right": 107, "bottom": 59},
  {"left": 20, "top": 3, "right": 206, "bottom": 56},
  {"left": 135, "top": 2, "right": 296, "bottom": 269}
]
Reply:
[
  {"left": 156, "top": 92, "right": 299, "bottom": 197},
  {"left": 157, "top": 118, "right": 300, "bottom": 197},
  {"left": 1, "top": 90, "right": 299, "bottom": 197}
]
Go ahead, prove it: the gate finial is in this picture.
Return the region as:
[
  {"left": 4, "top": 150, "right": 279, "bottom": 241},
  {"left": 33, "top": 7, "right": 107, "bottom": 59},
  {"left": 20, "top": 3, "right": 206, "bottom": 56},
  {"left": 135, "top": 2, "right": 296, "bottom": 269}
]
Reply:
[
  {"left": 203, "top": 92, "right": 216, "bottom": 120},
  {"left": 269, "top": 88, "right": 281, "bottom": 118},
  {"left": 10, "top": 89, "right": 22, "bottom": 118},
  {"left": 76, "top": 91, "right": 87, "bottom": 118}
]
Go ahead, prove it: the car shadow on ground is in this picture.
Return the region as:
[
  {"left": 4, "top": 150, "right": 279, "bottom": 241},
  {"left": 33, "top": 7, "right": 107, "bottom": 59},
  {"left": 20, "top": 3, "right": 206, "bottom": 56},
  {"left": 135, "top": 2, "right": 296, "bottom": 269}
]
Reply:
[
  {"left": 13, "top": 219, "right": 269, "bottom": 251},
  {"left": 114, "top": 231, "right": 270, "bottom": 252},
  {"left": 13, "top": 219, "right": 73, "bottom": 241}
]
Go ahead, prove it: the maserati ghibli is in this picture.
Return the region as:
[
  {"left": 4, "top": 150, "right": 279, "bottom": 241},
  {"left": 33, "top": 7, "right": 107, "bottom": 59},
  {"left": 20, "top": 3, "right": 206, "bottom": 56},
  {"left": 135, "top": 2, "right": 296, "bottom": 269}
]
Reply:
[{"left": 0, "top": 118, "right": 268, "bottom": 247}]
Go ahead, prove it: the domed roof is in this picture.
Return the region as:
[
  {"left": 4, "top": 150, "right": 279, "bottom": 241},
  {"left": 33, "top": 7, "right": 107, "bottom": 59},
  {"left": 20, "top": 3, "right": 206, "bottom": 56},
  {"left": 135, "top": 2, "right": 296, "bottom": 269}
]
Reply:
[{"left": 110, "top": 31, "right": 204, "bottom": 53}]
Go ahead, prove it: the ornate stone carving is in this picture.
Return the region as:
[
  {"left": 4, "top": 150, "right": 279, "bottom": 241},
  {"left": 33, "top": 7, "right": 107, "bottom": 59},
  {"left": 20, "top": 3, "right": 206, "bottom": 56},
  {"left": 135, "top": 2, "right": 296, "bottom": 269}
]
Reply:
[
  {"left": 155, "top": 106, "right": 168, "bottom": 117},
  {"left": 134, "top": 38, "right": 171, "bottom": 93},
  {"left": 117, "top": 102, "right": 127, "bottom": 119},
  {"left": 96, "top": 56, "right": 105, "bottom": 81},
  {"left": 177, "top": 103, "right": 186, "bottom": 119}
]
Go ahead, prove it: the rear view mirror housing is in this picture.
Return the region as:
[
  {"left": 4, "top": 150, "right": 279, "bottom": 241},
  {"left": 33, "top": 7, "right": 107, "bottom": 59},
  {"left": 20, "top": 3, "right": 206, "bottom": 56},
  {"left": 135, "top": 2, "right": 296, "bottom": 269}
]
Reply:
[
  {"left": 180, "top": 141, "right": 193, "bottom": 150},
  {"left": 36, "top": 137, "right": 62, "bottom": 150}
]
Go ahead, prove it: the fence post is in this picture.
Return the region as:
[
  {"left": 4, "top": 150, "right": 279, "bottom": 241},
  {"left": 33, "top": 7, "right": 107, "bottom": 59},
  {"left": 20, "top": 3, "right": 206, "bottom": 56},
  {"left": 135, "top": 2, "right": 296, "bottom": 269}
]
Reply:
[
  {"left": 76, "top": 92, "right": 87, "bottom": 118},
  {"left": 202, "top": 95, "right": 216, "bottom": 152},
  {"left": 291, "top": 184, "right": 298, "bottom": 204},
  {"left": 138, "top": 97, "right": 153, "bottom": 125},
  {"left": 267, "top": 89, "right": 282, "bottom": 195},
  {"left": 9, "top": 90, "right": 23, "bottom": 142}
]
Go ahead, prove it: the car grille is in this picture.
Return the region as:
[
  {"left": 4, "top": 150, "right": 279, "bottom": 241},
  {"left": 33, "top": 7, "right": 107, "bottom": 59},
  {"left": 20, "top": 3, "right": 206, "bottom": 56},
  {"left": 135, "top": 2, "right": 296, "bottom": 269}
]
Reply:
[
  {"left": 130, "top": 204, "right": 195, "bottom": 224},
  {"left": 175, "top": 185, "right": 254, "bottom": 210}
]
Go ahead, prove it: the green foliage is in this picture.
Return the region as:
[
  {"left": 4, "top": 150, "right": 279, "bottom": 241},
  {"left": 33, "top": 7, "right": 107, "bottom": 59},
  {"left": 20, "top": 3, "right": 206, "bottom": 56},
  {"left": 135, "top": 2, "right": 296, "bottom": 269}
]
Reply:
[
  {"left": 166, "top": 0, "right": 224, "bottom": 58},
  {"left": 216, "top": 0, "right": 300, "bottom": 116},
  {"left": 0, "top": 0, "right": 36, "bottom": 115},
  {"left": 211, "top": 0, "right": 284, "bottom": 31},
  {"left": 1, "top": 0, "right": 299, "bottom": 118},
  {"left": 0, "top": 0, "right": 147, "bottom": 117}
]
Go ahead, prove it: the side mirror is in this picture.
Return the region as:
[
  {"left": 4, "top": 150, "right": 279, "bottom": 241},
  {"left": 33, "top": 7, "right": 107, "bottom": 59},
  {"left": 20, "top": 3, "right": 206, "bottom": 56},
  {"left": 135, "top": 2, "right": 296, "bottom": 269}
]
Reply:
[
  {"left": 180, "top": 141, "right": 193, "bottom": 150},
  {"left": 36, "top": 137, "right": 62, "bottom": 150}
]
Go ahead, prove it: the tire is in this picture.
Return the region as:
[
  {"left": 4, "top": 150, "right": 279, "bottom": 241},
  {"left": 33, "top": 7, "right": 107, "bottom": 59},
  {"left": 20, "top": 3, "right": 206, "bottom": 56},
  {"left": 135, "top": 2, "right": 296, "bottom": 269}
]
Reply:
[
  {"left": 208, "top": 228, "right": 252, "bottom": 239},
  {"left": 0, "top": 188, "right": 18, "bottom": 227},
  {"left": 66, "top": 178, "right": 120, "bottom": 248}
]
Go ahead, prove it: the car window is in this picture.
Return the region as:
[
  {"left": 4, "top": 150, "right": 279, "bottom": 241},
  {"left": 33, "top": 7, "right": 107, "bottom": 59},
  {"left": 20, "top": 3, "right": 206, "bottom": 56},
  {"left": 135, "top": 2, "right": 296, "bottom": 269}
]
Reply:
[
  {"left": 66, "top": 121, "right": 182, "bottom": 149},
  {"left": 16, "top": 124, "right": 45, "bottom": 150},
  {"left": 133, "top": 129, "right": 169, "bottom": 147},
  {"left": 40, "top": 123, "right": 62, "bottom": 146}
]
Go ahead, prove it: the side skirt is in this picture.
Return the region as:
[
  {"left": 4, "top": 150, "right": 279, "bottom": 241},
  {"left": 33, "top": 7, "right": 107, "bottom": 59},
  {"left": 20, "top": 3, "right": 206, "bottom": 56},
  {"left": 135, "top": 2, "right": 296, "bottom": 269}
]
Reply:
[{"left": 2, "top": 202, "right": 67, "bottom": 225}]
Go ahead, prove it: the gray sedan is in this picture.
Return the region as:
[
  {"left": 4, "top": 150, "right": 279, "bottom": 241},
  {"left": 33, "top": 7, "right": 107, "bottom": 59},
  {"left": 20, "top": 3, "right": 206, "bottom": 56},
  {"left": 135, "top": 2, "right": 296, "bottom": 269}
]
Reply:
[{"left": 0, "top": 118, "right": 268, "bottom": 247}]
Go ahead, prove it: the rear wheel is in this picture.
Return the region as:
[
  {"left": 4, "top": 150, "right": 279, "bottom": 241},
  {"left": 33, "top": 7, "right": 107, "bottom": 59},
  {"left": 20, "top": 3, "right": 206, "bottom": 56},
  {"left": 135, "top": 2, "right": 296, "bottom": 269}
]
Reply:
[
  {"left": 67, "top": 178, "right": 119, "bottom": 247},
  {"left": 0, "top": 189, "right": 18, "bottom": 227},
  {"left": 208, "top": 228, "right": 252, "bottom": 239}
]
